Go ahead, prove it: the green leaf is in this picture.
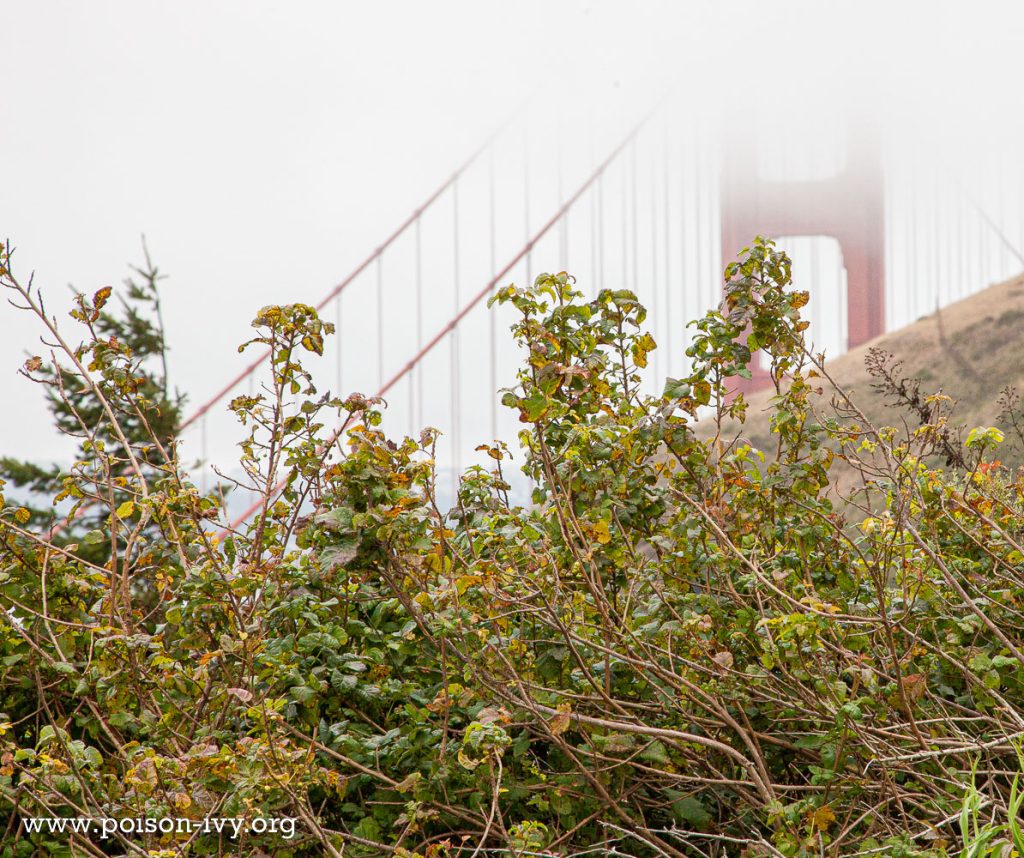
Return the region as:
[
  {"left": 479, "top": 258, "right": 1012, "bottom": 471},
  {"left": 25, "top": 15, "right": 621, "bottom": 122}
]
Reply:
[
  {"left": 639, "top": 740, "right": 671, "bottom": 766},
  {"left": 966, "top": 426, "right": 1005, "bottom": 450},
  {"left": 673, "top": 796, "right": 712, "bottom": 828},
  {"left": 291, "top": 685, "right": 317, "bottom": 704},
  {"left": 521, "top": 392, "right": 548, "bottom": 422},
  {"left": 663, "top": 378, "right": 690, "bottom": 400}
]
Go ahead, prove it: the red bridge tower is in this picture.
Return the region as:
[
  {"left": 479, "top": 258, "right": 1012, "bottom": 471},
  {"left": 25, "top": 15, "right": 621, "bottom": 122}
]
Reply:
[{"left": 719, "top": 124, "right": 886, "bottom": 392}]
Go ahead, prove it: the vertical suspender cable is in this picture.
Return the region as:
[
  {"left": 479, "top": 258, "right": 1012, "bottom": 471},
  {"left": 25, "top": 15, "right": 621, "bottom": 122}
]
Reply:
[
  {"left": 891, "top": 149, "right": 900, "bottom": 327},
  {"left": 909, "top": 149, "right": 916, "bottom": 324},
  {"left": 556, "top": 113, "right": 567, "bottom": 271},
  {"left": 919, "top": 162, "right": 928, "bottom": 320},
  {"left": 679, "top": 123, "right": 689, "bottom": 349},
  {"left": 880, "top": 143, "right": 888, "bottom": 333},
  {"left": 997, "top": 148, "right": 1007, "bottom": 278},
  {"left": 932, "top": 162, "right": 941, "bottom": 310},
  {"left": 201, "top": 414, "right": 208, "bottom": 494},
  {"left": 841, "top": 250, "right": 848, "bottom": 353},
  {"left": 589, "top": 111, "right": 597, "bottom": 297},
  {"left": 663, "top": 116, "right": 672, "bottom": 375},
  {"left": 413, "top": 217, "right": 423, "bottom": 434},
  {"left": 335, "top": 289, "right": 343, "bottom": 396},
  {"left": 598, "top": 173, "right": 606, "bottom": 293},
  {"left": 590, "top": 177, "right": 598, "bottom": 297},
  {"left": 810, "top": 231, "right": 820, "bottom": 348},
  {"left": 970, "top": 159, "right": 979, "bottom": 293},
  {"left": 911, "top": 152, "right": 919, "bottom": 324},
  {"left": 523, "top": 126, "right": 532, "bottom": 287},
  {"left": 416, "top": 218, "right": 424, "bottom": 429},
  {"left": 377, "top": 255, "right": 384, "bottom": 389},
  {"left": 956, "top": 158, "right": 965, "bottom": 300},
  {"left": 712, "top": 128, "right": 724, "bottom": 325},
  {"left": 633, "top": 140, "right": 640, "bottom": 298},
  {"left": 1015, "top": 155, "right": 1024, "bottom": 276},
  {"left": 451, "top": 178, "right": 461, "bottom": 500},
  {"left": 694, "top": 122, "right": 705, "bottom": 316},
  {"left": 522, "top": 123, "right": 533, "bottom": 500},
  {"left": 646, "top": 140, "right": 659, "bottom": 385},
  {"left": 489, "top": 146, "right": 498, "bottom": 442},
  {"left": 943, "top": 168, "right": 952, "bottom": 307},
  {"left": 589, "top": 113, "right": 597, "bottom": 296},
  {"left": 978, "top": 158, "right": 986, "bottom": 288},
  {"left": 622, "top": 147, "right": 629, "bottom": 289},
  {"left": 896, "top": 150, "right": 905, "bottom": 327}
]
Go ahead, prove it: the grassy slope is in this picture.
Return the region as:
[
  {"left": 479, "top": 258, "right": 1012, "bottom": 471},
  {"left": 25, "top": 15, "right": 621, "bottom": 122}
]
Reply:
[{"left": 701, "top": 272, "right": 1024, "bottom": 500}]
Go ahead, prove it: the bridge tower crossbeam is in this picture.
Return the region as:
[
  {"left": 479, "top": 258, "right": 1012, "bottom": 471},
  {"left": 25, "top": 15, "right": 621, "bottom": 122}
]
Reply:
[{"left": 719, "top": 125, "right": 886, "bottom": 392}]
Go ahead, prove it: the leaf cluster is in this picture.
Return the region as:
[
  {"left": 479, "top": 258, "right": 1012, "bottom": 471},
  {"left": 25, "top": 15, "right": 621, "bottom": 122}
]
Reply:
[{"left": 2, "top": 238, "right": 1024, "bottom": 857}]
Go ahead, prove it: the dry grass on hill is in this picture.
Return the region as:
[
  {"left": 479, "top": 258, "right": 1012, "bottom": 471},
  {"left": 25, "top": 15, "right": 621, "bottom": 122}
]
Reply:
[{"left": 701, "top": 271, "right": 1024, "bottom": 500}]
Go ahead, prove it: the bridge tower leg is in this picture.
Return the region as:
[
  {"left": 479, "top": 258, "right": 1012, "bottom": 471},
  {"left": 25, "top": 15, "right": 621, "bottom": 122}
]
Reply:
[{"left": 719, "top": 125, "right": 885, "bottom": 393}]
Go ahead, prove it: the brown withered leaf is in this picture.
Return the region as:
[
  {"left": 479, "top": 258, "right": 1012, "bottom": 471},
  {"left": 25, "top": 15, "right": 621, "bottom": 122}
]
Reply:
[
  {"left": 549, "top": 702, "right": 572, "bottom": 737},
  {"left": 476, "top": 706, "right": 510, "bottom": 725},
  {"left": 712, "top": 651, "right": 735, "bottom": 671},
  {"left": 227, "top": 687, "right": 253, "bottom": 703},
  {"left": 902, "top": 673, "right": 927, "bottom": 703}
]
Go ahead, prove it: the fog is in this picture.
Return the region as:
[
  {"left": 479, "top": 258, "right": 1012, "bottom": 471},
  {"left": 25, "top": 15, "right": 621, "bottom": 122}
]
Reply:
[{"left": 3, "top": 0, "right": 1023, "bottom": 492}]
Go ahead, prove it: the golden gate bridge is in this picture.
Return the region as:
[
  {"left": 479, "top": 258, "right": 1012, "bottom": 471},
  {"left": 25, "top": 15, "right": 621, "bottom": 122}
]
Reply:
[{"left": 172, "top": 88, "right": 1024, "bottom": 520}]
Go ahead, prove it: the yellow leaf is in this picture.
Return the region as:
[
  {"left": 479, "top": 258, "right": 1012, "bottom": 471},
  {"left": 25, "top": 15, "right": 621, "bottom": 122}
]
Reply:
[
  {"left": 593, "top": 520, "right": 611, "bottom": 545},
  {"left": 92, "top": 286, "right": 112, "bottom": 310},
  {"left": 394, "top": 771, "right": 421, "bottom": 793},
  {"left": 810, "top": 805, "right": 835, "bottom": 831},
  {"left": 455, "top": 575, "right": 481, "bottom": 596},
  {"left": 198, "top": 650, "right": 223, "bottom": 666},
  {"left": 14, "top": 507, "right": 30, "bottom": 525},
  {"left": 631, "top": 333, "right": 656, "bottom": 368},
  {"left": 116, "top": 500, "right": 135, "bottom": 519}
]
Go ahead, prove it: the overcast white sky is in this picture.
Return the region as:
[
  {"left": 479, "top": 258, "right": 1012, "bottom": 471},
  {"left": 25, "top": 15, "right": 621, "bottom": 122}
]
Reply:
[{"left": 3, "top": 0, "right": 1023, "bottom": 476}]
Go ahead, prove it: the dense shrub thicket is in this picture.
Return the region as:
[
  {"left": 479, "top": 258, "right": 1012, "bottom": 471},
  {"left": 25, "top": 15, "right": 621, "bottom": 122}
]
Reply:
[{"left": 2, "top": 238, "right": 1024, "bottom": 857}]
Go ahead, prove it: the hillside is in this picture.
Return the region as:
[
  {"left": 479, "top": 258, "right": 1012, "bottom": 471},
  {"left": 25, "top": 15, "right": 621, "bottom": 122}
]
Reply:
[{"left": 705, "top": 271, "right": 1024, "bottom": 487}]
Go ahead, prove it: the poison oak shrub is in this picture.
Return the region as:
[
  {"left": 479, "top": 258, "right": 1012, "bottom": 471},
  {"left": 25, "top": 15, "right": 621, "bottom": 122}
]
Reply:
[{"left": 2, "top": 237, "right": 1024, "bottom": 857}]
